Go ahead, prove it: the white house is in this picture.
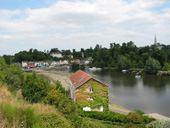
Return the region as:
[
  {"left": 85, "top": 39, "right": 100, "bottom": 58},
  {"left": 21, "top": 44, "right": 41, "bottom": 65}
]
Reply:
[{"left": 51, "top": 53, "right": 63, "bottom": 58}]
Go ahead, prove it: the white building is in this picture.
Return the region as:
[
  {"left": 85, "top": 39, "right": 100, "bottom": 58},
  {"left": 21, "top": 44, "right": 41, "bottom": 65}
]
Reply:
[{"left": 51, "top": 53, "right": 63, "bottom": 58}]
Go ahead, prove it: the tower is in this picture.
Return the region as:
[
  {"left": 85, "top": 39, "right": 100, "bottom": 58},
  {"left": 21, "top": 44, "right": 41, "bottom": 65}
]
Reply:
[{"left": 154, "top": 35, "right": 157, "bottom": 46}]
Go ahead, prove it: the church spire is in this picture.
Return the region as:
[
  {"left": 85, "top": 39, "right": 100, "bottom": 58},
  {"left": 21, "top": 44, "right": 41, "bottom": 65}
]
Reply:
[{"left": 154, "top": 35, "right": 157, "bottom": 46}]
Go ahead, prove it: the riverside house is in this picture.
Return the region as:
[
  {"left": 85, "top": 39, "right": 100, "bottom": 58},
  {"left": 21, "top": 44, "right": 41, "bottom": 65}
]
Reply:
[{"left": 69, "top": 70, "right": 109, "bottom": 112}]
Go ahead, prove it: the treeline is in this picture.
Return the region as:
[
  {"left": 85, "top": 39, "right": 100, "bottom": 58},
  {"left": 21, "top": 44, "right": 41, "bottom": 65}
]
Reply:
[{"left": 3, "top": 41, "right": 170, "bottom": 73}]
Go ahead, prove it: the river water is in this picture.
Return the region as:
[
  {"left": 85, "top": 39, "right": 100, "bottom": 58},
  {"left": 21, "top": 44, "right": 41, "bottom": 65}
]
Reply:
[{"left": 86, "top": 69, "right": 170, "bottom": 117}]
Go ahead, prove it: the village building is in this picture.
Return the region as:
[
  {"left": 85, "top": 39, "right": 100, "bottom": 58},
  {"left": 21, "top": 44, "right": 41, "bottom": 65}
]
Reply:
[
  {"left": 22, "top": 61, "right": 28, "bottom": 68},
  {"left": 51, "top": 53, "right": 63, "bottom": 58},
  {"left": 67, "top": 55, "right": 73, "bottom": 59},
  {"left": 27, "top": 62, "right": 35, "bottom": 68},
  {"left": 71, "top": 59, "right": 80, "bottom": 64},
  {"left": 69, "top": 70, "right": 109, "bottom": 112}
]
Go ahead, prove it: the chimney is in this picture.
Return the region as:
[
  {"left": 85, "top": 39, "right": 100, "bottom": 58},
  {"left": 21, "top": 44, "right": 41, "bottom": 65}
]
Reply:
[{"left": 93, "top": 75, "right": 96, "bottom": 78}]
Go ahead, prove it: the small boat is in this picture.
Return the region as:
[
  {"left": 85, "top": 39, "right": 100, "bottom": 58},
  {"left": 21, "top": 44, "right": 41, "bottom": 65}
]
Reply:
[
  {"left": 135, "top": 75, "right": 141, "bottom": 78},
  {"left": 89, "top": 67, "right": 102, "bottom": 71},
  {"left": 122, "top": 69, "right": 128, "bottom": 72}
]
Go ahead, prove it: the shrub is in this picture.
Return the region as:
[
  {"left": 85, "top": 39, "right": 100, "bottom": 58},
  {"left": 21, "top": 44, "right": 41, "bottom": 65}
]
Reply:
[
  {"left": 146, "top": 119, "right": 170, "bottom": 128},
  {"left": 83, "top": 111, "right": 127, "bottom": 123},
  {"left": 40, "top": 114, "right": 72, "bottom": 128},
  {"left": 127, "top": 112, "right": 143, "bottom": 124},
  {"left": 124, "top": 123, "right": 138, "bottom": 128}
]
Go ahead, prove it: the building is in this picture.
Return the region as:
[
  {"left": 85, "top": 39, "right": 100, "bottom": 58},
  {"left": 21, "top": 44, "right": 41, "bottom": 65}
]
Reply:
[
  {"left": 69, "top": 70, "right": 109, "bottom": 112},
  {"left": 71, "top": 59, "right": 80, "bottom": 64},
  {"left": 27, "top": 62, "right": 35, "bottom": 68},
  {"left": 67, "top": 55, "right": 73, "bottom": 59},
  {"left": 51, "top": 53, "right": 63, "bottom": 58},
  {"left": 22, "top": 61, "right": 27, "bottom": 68},
  {"left": 154, "top": 35, "right": 163, "bottom": 50}
]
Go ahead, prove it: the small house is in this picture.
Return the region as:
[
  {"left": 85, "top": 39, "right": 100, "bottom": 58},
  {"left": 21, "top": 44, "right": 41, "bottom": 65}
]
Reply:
[
  {"left": 69, "top": 70, "right": 109, "bottom": 112},
  {"left": 51, "top": 53, "right": 63, "bottom": 58},
  {"left": 22, "top": 61, "right": 28, "bottom": 68},
  {"left": 27, "top": 62, "right": 35, "bottom": 68}
]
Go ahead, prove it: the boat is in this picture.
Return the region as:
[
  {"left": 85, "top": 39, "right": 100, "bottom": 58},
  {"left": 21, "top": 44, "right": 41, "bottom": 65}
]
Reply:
[
  {"left": 89, "top": 67, "right": 102, "bottom": 71},
  {"left": 135, "top": 75, "right": 141, "bottom": 78},
  {"left": 122, "top": 69, "right": 128, "bottom": 72}
]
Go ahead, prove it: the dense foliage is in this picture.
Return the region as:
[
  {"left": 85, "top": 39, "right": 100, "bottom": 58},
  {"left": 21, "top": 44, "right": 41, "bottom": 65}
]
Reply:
[{"left": 0, "top": 57, "right": 24, "bottom": 88}]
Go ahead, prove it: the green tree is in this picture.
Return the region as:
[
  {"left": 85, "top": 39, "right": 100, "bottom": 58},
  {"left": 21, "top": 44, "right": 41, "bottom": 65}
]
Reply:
[
  {"left": 144, "top": 57, "right": 161, "bottom": 74},
  {"left": 117, "top": 55, "right": 130, "bottom": 70},
  {"left": 6, "top": 64, "right": 24, "bottom": 88},
  {"left": 162, "top": 62, "right": 170, "bottom": 71},
  {"left": 71, "top": 63, "right": 80, "bottom": 71},
  {"left": 22, "top": 72, "right": 50, "bottom": 103},
  {"left": 137, "top": 60, "right": 144, "bottom": 68},
  {"left": 0, "top": 57, "right": 7, "bottom": 82},
  {"left": 3, "top": 55, "right": 13, "bottom": 64}
]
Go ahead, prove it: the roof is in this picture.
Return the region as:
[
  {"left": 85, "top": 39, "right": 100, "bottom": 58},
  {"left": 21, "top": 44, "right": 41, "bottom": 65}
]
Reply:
[{"left": 69, "top": 70, "right": 108, "bottom": 89}]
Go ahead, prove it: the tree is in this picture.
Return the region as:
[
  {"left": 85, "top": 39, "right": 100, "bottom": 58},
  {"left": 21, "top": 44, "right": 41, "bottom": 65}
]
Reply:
[
  {"left": 144, "top": 57, "right": 161, "bottom": 74},
  {"left": 6, "top": 64, "right": 24, "bottom": 88},
  {"left": 117, "top": 55, "right": 130, "bottom": 70},
  {"left": 0, "top": 57, "right": 8, "bottom": 82},
  {"left": 3, "top": 55, "right": 13, "bottom": 64},
  {"left": 50, "top": 48, "right": 60, "bottom": 53},
  {"left": 71, "top": 63, "right": 80, "bottom": 71},
  {"left": 22, "top": 72, "right": 50, "bottom": 103},
  {"left": 162, "top": 62, "right": 170, "bottom": 71},
  {"left": 137, "top": 60, "right": 144, "bottom": 68}
]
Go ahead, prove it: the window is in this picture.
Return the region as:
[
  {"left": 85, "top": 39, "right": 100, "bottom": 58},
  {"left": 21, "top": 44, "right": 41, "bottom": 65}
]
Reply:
[
  {"left": 90, "top": 97, "right": 93, "bottom": 100},
  {"left": 90, "top": 87, "right": 93, "bottom": 92}
]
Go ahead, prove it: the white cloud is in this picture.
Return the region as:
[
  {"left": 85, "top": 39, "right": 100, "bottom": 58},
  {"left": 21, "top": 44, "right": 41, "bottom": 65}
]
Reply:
[{"left": 0, "top": 0, "right": 170, "bottom": 55}]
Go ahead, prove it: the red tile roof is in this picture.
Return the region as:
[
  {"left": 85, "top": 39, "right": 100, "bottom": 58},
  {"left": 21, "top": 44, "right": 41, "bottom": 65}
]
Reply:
[{"left": 69, "top": 70, "right": 107, "bottom": 88}]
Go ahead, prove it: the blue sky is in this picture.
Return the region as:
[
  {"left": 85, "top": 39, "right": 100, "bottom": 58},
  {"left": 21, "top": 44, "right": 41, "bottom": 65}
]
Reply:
[{"left": 0, "top": 0, "right": 170, "bottom": 55}]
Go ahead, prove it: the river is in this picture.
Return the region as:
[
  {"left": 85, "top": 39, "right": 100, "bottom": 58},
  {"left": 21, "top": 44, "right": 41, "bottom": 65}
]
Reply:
[{"left": 86, "top": 69, "right": 170, "bottom": 117}]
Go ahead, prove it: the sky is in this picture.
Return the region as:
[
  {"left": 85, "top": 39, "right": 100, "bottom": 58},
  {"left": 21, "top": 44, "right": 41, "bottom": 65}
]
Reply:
[{"left": 0, "top": 0, "right": 170, "bottom": 55}]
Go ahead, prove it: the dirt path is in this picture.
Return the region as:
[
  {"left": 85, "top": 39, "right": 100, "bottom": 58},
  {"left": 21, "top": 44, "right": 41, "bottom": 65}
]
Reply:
[
  {"left": 109, "top": 102, "right": 131, "bottom": 115},
  {"left": 36, "top": 70, "right": 71, "bottom": 90}
]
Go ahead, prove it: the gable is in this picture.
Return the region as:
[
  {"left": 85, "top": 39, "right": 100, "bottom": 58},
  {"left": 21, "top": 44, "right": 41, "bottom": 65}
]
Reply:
[{"left": 69, "top": 70, "right": 108, "bottom": 89}]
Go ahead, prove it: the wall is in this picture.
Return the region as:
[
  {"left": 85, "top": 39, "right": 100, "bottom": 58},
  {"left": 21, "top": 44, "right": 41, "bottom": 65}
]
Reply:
[{"left": 75, "top": 79, "right": 109, "bottom": 111}]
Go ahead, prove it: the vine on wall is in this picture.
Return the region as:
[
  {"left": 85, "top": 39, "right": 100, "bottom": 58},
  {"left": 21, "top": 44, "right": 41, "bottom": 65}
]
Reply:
[{"left": 76, "top": 79, "right": 109, "bottom": 111}]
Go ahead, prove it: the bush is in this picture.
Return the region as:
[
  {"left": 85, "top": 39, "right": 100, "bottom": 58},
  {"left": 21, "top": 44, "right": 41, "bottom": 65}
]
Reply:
[
  {"left": 40, "top": 114, "right": 72, "bottom": 128},
  {"left": 66, "top": 115, "right": 105, "bottom": 128},
  {"left": 127, "top": 112, "right": 143, "bottom": 124},
  {"left": 146, "top": 119, "right": 170, "bottom": 128},
  {"left": 82, "top": 111, "right": 127, "bottom": 123}
]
